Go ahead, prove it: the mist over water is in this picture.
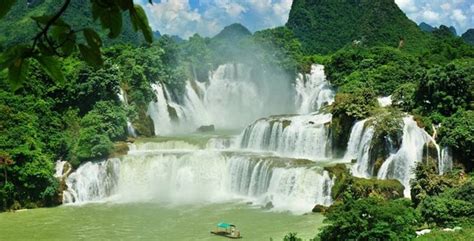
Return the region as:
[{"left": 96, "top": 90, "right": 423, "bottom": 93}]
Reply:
[
  {"left": 64, "top": 63, "right": 452, "bottom": 213},
  {"left": 148, "top": 63, "right": 295, "bottom": 135}
]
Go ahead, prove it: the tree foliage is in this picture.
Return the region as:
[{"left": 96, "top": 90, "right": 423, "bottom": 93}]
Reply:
[
  {"left": 319, "top": 197, "right": 418, "bottom": 241},
  {"left": 0, "top": 0, "right": 153, "bottom": 89}
]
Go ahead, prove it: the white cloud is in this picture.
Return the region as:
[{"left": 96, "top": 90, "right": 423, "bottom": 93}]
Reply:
[
  {"left": 440, "top": 3, "right": 451, "bottom": 11},
  {"left": 395, "top": 0, "right": 418, "bottom": 12},
  {"left": 422, "top": 10, "right": 440, "bottom": 22},
  {"left": 396, "top": 0, "right": 473, "bottom": 34},
  {"left": 451, "top": 9, "right": 467, "bottom": 27},
  {"left": 141, "top": 0, "right": 473, "bottom": 38},
  {"left": 142, "top": 0, "right": 293, "bottom": 38}
]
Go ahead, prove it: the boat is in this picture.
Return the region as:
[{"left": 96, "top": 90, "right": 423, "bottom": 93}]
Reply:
[{"left": 210, "top": 222, "right": 242, "bottom": 239}]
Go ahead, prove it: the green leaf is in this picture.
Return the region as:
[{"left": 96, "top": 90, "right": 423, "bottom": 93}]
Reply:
[
  {"left": 118, "top": 0, "right": 134, "bottom": 10},
  {"left": 60, "top": 36, "right": 76, "bottom": 56},
  {"left": 0, "top": 45, "right": 31, "bottom": 71},
  {"left": 34, "top": 55, "right": 65, "bottom": 84},
  {"left": 130, "top": 5, "right": 153, "bottom": 43},
  {"left": 31, "top": 15, "right": 68, "bottom": 27},
  {"left": 78, "top": 44, "right": 103, "bottom": 66},
  {"left": 8, "top": 57, "right": 29, "bottom": 90},
  {"left": 83, "top": 28, "right": 102, "bottom": 49},
  {"left": 99, "top": 6, "right": 122, "bottom": 39},
  {"left": 38, "top": 41, "right": 55, "bottom": 56},
  {"left": 0, "top": 0, "right": 16, "bottom": 19}
]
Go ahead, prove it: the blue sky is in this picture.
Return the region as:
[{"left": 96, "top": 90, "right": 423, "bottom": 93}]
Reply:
[{"left": 138, "top": 0, "right": 474, "bottom": 38}]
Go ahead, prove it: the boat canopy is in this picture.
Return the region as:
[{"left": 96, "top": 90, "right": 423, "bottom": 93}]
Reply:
[{"left": 217, "top": 223, "right": 235, "bottom": 228}]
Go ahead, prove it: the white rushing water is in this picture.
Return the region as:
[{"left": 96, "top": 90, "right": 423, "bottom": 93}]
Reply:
[
  {"left": 346, "top": 120, "right": 375, "bottom": 177},
  {"left": 238, "top": 114, "right": 333, "bottom": 160},
  {"left": 377, "top": 96, "right": 392, "bottom": 107},
  {"left": 148, "top": 63, "right": 294, "bottom": 134},
  {"left": 439, "top": 146, "right": 453, "bottom": 175},
  {"left": 117, "top": 88, "right": 137, "bottom": 137},
  {"left": 63, "top": 142, "right": 334, "bottom": 214},
  {"left": 295, "top": 65, "right": 335, "bottom": 114},
  {"left": 347, "top": 116, "right": 440, "bottom": 196}
]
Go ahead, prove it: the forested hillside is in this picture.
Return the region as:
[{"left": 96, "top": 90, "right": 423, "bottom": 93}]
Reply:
[{"left": 286, "top": 0, "right": 429, "bottom": 54}]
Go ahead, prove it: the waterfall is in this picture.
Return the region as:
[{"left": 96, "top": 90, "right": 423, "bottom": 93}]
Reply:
[
  {"left": 62, "top": 142, "right": 334, "bottom": 214},
  {"left": 345, "top": 116, "right": 442, "bottom": 196},
  {"left": 147, "top": 63, "right": 294, "bottom": 134},
  {"left": 148, "top": 83, "right": 174, "bottom": 135},
  {"left": 346, "top": 120, "right": 375, "bottom": 177},
  {"left": 376, "top": 117, "right": 437, "bottom": 196},
  {"left": 377, "top": 96, "right": 392, "bottom": 107},
  {"left": 117, "top": 88, "right": 137, "bottom": 137},
  {"left": 440, "top": 147, "right": 453, "bottom": 174},
  {"left": 295, "top": 65, "right": 335, "bottom": 114},
  {"left": 238, "top": 114, "right": 333, "bottom": 160}
]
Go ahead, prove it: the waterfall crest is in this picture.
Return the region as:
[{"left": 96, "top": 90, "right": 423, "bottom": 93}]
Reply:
[
  {"left": 295, "top": 65, "right": 335, "bottom": 114},
  {"left": 238, "top": 114, "right": 333, "bottom": 160}
]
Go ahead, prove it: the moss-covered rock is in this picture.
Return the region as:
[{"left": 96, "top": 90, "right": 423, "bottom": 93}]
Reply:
[
  {"left": 109, "top": 142, "right": 130, "bottom": 158},
  {"left": 325, "top": 164, "right": 404, "bottom": 201},
  {"left": 325, "top": 164, "right": 351, "bottom": 200},
  {"left": 350, "top": 177, "right": 404, "bottom": 200},
  {"left": 422, "top": 141, "right": 440, "bottom": 167},
  {"left": 133, "top": 105, "right": 155, "bottom": 137},
  {"left": 167, "top": 105, "right": 179, "bottom": 122},
  {"left": 312, "top": 204, "right": 328, "bottom": 213},
  {"left": 330, "top": 113, "right": 355, "bottom": 158}
]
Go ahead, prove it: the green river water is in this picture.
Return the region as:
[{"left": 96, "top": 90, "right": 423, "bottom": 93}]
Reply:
[{"left": 0, "top": 202, "right": 325, "bottom": 241}]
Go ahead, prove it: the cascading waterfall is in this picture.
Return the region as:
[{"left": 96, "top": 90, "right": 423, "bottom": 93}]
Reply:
[
  {"left": 238, "top": 114, "right": 333, "bottom": 160},
  {"left": 439, "top": 147, "right": 453, "bottom": 175},
  {"left": 64, "top": 62, "right": 451, "bottom": 214},
  {"left": 295, "top": 65, "right": 335, "bottom": 114},
  {"left": 148, "top": 83, "right": 175, "bottom": 135},
  {"left": 63, "top": 142, "right": 334, "bottom": 214},
  {"left": 147, "top": 63, "right": 294, "bottom": 134},
  {"left": 235, "top": 64, "right": 335, "bottom": 160},
  {"left": 345, "top": 115, "right": 449, "bottom": 196},
  {"left": 117, "top": 88, "right": 137, "bottom": 137},
  {"left": 346, "top": 120, "right": 375, "bottom": 177}
]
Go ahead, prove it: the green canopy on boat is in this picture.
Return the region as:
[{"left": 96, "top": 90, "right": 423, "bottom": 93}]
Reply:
[{"left": 217, "top": 223, "right": 234, "bottom": 228}]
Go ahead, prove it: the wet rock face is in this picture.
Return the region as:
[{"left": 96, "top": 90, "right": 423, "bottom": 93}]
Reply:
[
  {"left": 422, "top": 141, "right": 439, "bottom": 166},
  {"left": 312, "top": 204, "right": 328, "bottom": 213},
  {"left": 197, "top": 125, "right": 215, "bottom": 132}
]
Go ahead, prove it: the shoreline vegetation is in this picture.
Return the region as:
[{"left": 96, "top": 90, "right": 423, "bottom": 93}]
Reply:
[{"left": 1, "top": 0, "right": 473, "bottom": 240}]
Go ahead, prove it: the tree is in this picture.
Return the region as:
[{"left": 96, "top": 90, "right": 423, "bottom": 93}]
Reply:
[
  {"left": 319, "top": 197, "right": 418, "bottom": 241},
  {"left": 439, "top": 110, "right": 474, "bottom": 170},
  {"left": 0, "top": 0, "right": 153, "bottom": 89}
]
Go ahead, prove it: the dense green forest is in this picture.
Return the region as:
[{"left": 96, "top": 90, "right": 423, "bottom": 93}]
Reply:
[{"left": 1, "top": 0, "right": 473, "bottom": 240}]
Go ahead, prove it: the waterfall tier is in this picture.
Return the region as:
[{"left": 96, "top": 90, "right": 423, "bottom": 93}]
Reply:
[
  {"left": 347, "top": 116, "right": 445, "bottom": 196},
  {"left": 295, "top": 65, "right": 335, "bottom": 114},
  {"left": 63, "top": 142, "right": 334, "bottom": 214},
  {"left": 148, "top": 63, "right": 295, "bottom": 135},
  {"left": 238, "top": 114, "right": 333, "bottom": 160}
]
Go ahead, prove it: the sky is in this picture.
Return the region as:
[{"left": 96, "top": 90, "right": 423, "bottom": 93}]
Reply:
[{"left": 137, "top": 0, "right": 474, "bottom": 38}]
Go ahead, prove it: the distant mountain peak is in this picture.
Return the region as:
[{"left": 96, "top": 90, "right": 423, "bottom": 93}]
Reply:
[
  {"left": 419, "top": 22, "right": 435, "bottom": 32},
  {"left": 212, "top": 23, "right": 252, "bottom": 41},
  {"left": 462, "top": 29, "right": 474, "bottom": 45},
  {"left": 286, "top": 0, "right": 427, "bottom": 54}
]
